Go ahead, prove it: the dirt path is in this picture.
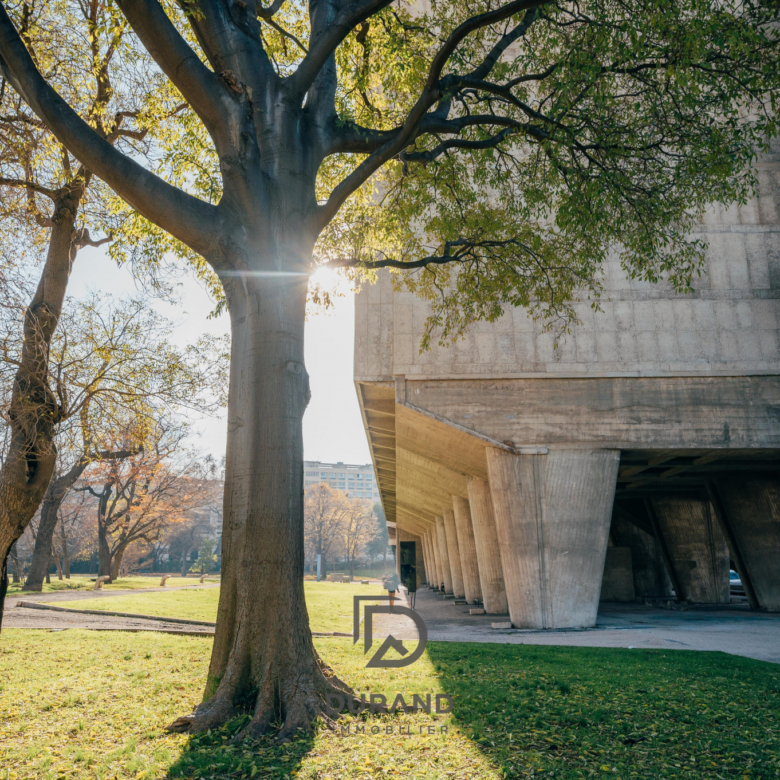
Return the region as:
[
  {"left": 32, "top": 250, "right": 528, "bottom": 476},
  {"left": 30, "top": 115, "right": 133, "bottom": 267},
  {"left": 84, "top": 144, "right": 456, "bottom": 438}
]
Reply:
[{"left": 2, "top": 584, "right": 220, "bottom": 635}]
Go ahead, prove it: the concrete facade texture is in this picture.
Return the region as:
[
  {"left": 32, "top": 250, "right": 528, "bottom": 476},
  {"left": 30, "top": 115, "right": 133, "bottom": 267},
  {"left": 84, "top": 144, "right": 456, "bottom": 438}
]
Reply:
[{"left": 600, "top": 547, "right": 636, "bottom": 602}]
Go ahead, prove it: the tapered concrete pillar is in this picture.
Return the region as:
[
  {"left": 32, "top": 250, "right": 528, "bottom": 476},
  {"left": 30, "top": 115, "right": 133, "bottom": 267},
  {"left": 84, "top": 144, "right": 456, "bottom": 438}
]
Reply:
[
  {"left": 709, "top": 478, "right": 780, "bottom": 611},
  {"left": 424, "top": 530, "right": 438, "bottom": 589},
  {"left": 486, "top": 448, "right": 620, "bottom": 629},
  {"left": 435, "top": 516, "right": 453, "bottom": 593},
  {"left": 452, "top": 496, "right": 483, "bottom": 604},
  {"left": 442, "top": 507, "right": 465, "bottom": 598},
  {"left": 467, "top": 477, "right": 508, "bottom": 614},
  {"left": 649, "top": 497, "right": 729, "bottom": 604}
]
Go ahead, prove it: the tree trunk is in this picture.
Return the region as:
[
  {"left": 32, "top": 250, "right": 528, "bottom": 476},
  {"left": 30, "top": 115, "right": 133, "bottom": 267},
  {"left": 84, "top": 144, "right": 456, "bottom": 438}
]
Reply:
[
  {"left": 54, "top": 553, "right": 63, "bottom": 580},
  {"left": 10, "top": 542, "right": 20, "bottom": 584},
  {"left": 98, "top": 521, "right": 112, "bottom": 580},
  {"left": 24, "top": 501, "right": 60, "bottom": 591},
  {"left": 0, "top": 553, "right": 9, "bottom": 632},
  {"left": 181, "top": 544, "right": 193, "bottom": 577},
  {"left": 45, "top": 555, "right": 51, "bottom": 584},
  {"left": 60, "top": 522, "right": 70, "bottom": 578},
  {"left": 24, "top": 457, "right": 91, "bottom": 590},
  {"left": 0, "top": 193, "right": 84, "bottom": 623},
  {"left": 169, "top": 273, "right": 354, "bottom": 740},
  {"left": 110, "top": 544, "right": 127, "bottom": 582}
]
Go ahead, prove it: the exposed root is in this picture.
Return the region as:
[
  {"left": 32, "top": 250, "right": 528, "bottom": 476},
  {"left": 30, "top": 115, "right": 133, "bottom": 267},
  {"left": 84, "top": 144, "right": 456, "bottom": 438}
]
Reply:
[{"left": 168, "top": 653, "right": 373, "bottom": 741}]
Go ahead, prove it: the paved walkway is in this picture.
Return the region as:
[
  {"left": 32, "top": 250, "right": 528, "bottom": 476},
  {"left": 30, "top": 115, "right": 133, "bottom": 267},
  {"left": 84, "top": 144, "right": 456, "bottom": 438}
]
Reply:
[{"left": 374, "top": 587, "right": 780, "bottom": 664}]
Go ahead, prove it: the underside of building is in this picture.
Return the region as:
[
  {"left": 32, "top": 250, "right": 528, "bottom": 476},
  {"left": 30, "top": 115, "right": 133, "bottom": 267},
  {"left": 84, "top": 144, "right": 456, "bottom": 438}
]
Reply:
[{"left": 354, "top": 152, "right": 780, "bottom": 628}]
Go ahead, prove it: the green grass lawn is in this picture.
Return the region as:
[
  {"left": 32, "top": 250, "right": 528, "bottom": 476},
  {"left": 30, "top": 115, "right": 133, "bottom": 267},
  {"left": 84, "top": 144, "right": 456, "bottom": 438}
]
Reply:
[
  {"left": 7, "top": 575, "right": 217, "bottom": 595},
  {"left": 58, "top": 581, "right": 382, "bottom": 634},
  {"left": 1, "top": 629, "right": 779, "bottom": 779}
]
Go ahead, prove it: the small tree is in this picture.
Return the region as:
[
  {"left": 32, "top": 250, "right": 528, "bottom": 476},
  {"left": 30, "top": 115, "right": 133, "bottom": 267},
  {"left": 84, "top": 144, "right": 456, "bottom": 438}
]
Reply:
[
  {"left": 304, "top": 483, "right": 350, "bottom": 578},
  {"left": 191, "top": 538, "right": 218, "bottom": 575},
  {"left": 341, "top": 498, "right": 373, "bottom": 578},
  {"left": 79, "top": 424, "right": 213, "bottom": 581}
]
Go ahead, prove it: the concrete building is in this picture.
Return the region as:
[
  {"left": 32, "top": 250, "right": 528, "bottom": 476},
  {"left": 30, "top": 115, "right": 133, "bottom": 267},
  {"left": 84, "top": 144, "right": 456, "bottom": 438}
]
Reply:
[
  {"left": 354, "top": 150, "right": 780, "bottom": 628},
  {"left": 304, "top": 460, "right": 381, "bottom": 503}
]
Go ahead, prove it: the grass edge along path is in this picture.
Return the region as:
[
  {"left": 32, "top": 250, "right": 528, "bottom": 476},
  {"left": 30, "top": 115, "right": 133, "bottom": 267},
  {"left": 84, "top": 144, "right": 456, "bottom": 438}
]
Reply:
[
  {"left": 52, "top": 581, "right": 382, "bottom": 635},
  {"left": 1, "top": 630, "right": 779, "bottom": 779}
]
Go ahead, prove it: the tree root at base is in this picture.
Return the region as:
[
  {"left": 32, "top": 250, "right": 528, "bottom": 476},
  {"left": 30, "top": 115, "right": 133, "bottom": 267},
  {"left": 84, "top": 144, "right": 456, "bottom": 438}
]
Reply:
[{"left": 166, "top": 658, "right": 378, "bottom": 742}]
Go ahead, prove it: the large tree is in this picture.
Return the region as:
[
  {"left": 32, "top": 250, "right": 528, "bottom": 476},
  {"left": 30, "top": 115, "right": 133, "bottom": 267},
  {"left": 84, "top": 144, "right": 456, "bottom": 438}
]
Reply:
[{"left": 1, "top": 0, "right": 778, "bottom": 739}]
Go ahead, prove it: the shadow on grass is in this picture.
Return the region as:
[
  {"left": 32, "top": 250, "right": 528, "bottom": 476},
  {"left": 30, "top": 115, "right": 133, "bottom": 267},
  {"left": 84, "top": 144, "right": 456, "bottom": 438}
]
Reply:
[
  {"left": 425, "top": 641, "right": 780, "bottom": 778},
  {"left": 165, "top": 715, "right": 316, "bottom": 779}
]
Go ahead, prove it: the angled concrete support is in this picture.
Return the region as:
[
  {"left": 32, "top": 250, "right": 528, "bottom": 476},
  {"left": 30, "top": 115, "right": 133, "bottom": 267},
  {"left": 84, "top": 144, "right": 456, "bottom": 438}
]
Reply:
[
  {"left": 611, "top": 508, "right": 674, "bottom": 599},
  {"left": 452, "top": 496, "right": 483, "bottom": 604},
  {"left": 650, "top": 497, "right": 729, "bottom": 604},
  {"left": 486, "top": 448, "right": 620, "bottom": 629},
  {"left": 709, "top": 478, "right": 780, "bottom": 611},
  {"left": 467, "top": 476, "right": 508, "bottom": 614},
  {"left": 442, "top": 507, "right": 465, "bottom": 598},
  {"left": 435, "top": 516, "right": 453, "bottom": 593}
]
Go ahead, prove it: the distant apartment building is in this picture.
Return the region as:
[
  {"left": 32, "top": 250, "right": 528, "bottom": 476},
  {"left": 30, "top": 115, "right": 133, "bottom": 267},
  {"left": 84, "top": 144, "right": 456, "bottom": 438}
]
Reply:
[{"left": 304, "top": 461, "right": 380, "bottom": 503}]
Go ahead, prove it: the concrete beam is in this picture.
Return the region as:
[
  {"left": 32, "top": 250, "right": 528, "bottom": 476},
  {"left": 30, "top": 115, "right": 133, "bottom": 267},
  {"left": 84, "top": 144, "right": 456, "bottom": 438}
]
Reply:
[
  {"left": 466, "top": 477, "right": 509, "bottom": 614},
  {"left": 442, "top": 507, "right": 465, "bottom": 599},
  {"left": 486, "top": 448, "right": 620, "bottom": 629},
  {"left": 452, "top": 496, "right": 483, "bottom": 604}
]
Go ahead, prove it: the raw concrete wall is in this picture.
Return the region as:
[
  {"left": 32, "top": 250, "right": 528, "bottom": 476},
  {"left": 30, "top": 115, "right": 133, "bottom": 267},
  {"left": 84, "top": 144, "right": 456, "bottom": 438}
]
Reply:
[
  {"left": 600, "top": 547, "right": 636, "bottom": 602},
  {"left": 355, "top": 151, "right": 780, "bottom": 385},
  {"left": 611, "top": 511, "right": 673, "bottom": 599}
]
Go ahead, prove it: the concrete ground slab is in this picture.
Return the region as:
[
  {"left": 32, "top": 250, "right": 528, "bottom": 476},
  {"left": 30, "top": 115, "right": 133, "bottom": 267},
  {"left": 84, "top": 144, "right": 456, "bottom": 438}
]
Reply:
[{"left": 374, "top": 587, "right": 780, "bottom": 664}]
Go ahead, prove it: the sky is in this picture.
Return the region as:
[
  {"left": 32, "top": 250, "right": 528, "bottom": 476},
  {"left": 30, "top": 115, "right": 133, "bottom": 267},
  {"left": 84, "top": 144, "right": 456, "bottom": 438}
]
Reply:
[{"left": 67, "top": 246, "right": 372, "bottom": 466}]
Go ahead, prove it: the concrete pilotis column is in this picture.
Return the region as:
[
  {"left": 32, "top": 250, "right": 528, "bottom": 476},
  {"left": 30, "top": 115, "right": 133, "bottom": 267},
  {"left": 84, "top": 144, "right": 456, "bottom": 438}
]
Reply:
[
  {"left": 467, "top": 477, "right": 508, "bottom": 614},
  {"left": 442, "top": 507, "right": 465, "bottom": 598},
  {"left": 486, "top": 448, "right": 620, "bottom": 629},
  {"left": 428, "top": 529, "right": 443, "bottom": 590},
  {"left": 435, "top": 516, "right": 453, "bottom": 593},
  {"left": 452, "top": 496, "right": 483, "bottom": 604},
  {"left": 423, "top": 531, "right": 437, "bottom": 588},
  {"left": 650, "top": 497, "right": 730, "bottom": 604},
  {"left": 709, "top": 478, "right": 780, "bottom": 610}
]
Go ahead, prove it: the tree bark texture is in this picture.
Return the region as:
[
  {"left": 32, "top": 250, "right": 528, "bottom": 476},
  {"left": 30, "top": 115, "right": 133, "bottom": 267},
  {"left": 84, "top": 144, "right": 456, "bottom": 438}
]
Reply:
[
  {"left": 168, "top": 272, "right": 355, "bottom": 740},
  {"left": 24, "top": 456, "right": 92, "bottom": 590}
]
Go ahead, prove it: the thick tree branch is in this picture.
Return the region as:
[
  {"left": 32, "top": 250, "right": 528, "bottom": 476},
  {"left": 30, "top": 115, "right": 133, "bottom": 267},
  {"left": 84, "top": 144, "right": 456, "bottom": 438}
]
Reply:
[
  {"left": 257, "top": 0, "right": 285, "bottom": 19},
  {"left": 0, "top": 3, "right": 222, "bottom": 260},
  {"left": 289, "top": 0, "right": 393, "bottom": 95},
  {"left": 468, "top": 7, "right": 539, "bottom": 80},
  {"left": 114, "top": 0, "right": 228, "bottom": 132},
  {"left": 316, "top": 0, "right": 545, "bottom": 229}
]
